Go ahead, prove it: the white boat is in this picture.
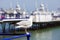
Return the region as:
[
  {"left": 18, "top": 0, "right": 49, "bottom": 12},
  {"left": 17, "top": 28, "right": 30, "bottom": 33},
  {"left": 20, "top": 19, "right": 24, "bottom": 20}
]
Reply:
[{"left": 31, "top": 3, "right": 60, "bottom": 28}]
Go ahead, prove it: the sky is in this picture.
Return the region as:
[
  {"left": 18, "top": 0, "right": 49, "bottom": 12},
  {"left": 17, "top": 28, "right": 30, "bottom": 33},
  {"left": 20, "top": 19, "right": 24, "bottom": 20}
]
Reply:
[{"left": 0, "top": 0, "right": 60, "bottom": 12}]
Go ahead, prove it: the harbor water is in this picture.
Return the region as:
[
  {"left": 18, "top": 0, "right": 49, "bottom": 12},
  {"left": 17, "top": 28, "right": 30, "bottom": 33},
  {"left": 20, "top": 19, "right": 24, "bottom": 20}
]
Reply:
[{"left": 0, "top": 26, "right": 60, "bottom": 40}]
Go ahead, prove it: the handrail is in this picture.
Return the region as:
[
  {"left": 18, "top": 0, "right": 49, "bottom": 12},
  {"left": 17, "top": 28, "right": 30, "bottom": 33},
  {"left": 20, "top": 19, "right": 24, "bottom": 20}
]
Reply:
[{"left": 1, "top": 32, "right": 30, "bottom": 40}]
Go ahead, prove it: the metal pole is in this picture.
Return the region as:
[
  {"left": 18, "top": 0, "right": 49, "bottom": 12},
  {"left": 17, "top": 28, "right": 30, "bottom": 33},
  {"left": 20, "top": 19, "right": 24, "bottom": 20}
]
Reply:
[{"left": 26, "top": 32, "right": 30, "bottom": 40}]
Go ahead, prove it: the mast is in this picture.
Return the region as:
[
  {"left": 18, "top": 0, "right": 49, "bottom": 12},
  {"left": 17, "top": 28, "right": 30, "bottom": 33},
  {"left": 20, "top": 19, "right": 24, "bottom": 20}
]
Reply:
[
  {"left": 23, "top": 0, "right": 28, "bottom": 18},
  {"left": 16, "top": 0, "right": 21, "bottom": 11},
  {"left": 10, "top": 2, "right": 13, "bottom": 10}
]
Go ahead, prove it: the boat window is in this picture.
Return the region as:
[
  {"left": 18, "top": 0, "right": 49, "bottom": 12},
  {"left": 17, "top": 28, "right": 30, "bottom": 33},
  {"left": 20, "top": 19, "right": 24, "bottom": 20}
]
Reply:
[
  {"left": 26, "top": 14, "right": 30, "bottom": 18},
  {"left": 16, "top": 13, "right": 21, "bottom": 18},
  {"left": 9, "top": 13, "right": 14, "bottom": 17},
  {"left": 2, "top": 13, "right": 5, "bottom": 16}
]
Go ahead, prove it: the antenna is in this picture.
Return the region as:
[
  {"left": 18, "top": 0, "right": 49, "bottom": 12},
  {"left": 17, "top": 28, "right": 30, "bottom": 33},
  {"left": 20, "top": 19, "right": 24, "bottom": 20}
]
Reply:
[
  {"left": 45, "top": 4, "right": 48, "bottom": 12},
  {"left": 16, "top": 0, "right": 21, "bottom": 10},
  {"left": 10, "top": 1, "right": 13, "bottom": 10},
  {"left": 10, "top": 2, "right": 12, "bottom": 8},
  {"left": 16, "top": 0, "right": 19, "bottom": 7},
  {"left": 23, "top": 2, "right": 25, "bottom": 11},
  {"left": 35, "top": 0, "right": 38, "bottom": 11},
  {"left": 23, "top": 0, "right": 27, "bottom": 12}
]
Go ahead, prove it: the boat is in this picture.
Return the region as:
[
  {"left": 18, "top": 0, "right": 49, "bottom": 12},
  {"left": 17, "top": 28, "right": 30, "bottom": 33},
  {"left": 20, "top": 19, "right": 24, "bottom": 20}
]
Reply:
[
  {"left": 31, "top": 3, "right": 60, "bottom": 29},
  {"left": 0, "top": 2, "right": 30, "bottom": 33}
]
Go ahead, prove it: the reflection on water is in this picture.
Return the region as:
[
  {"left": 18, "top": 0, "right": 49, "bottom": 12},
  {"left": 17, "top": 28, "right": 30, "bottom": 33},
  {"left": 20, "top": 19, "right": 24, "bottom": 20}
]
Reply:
[
  {"left": 0, "top": 26, "right": 60, "bottom": 40},
  {"left": 30, "top": 28, "right": 53, "bottom": 40},
  {"left": 31, "top": 31, "right": 52, "bottom": 40}
]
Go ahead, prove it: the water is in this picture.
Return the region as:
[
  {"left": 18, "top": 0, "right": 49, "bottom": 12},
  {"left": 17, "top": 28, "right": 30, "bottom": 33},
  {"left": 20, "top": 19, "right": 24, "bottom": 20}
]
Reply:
[{"left": 0, "top": 26, "right": 60, "bottom": 40}]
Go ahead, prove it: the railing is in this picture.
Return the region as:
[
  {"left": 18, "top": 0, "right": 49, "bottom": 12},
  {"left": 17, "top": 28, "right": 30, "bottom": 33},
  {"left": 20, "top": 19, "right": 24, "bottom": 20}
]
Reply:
[
  {"left": 0, "top": 16, "right": 29, "bottom": 20},
  {"left": 0, "top": 14, "right": 30, "bottom": 20},
  {"left": 1, "top": 32, "right": 30, "bottom": 40}
]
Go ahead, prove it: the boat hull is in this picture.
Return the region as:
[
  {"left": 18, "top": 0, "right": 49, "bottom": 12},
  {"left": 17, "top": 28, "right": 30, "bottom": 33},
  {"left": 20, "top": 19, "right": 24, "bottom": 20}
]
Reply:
[{"left": 29, "top": 21, "right": 60, "bottom": 29}]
